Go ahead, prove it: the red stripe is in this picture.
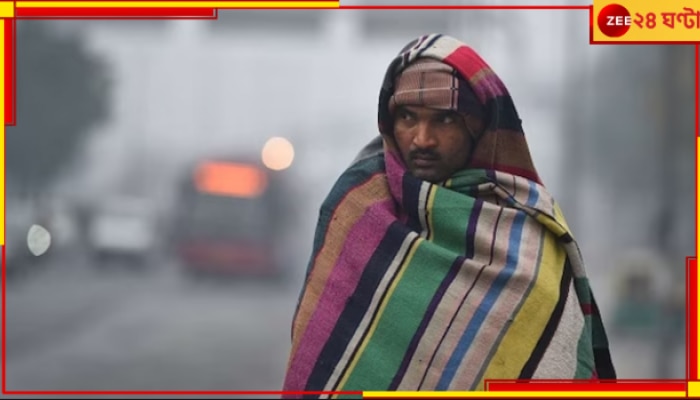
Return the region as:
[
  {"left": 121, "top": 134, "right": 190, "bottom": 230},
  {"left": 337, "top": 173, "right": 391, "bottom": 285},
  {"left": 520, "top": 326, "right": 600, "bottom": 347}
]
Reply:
[
  {"left": 693, "top": 43, "right": 699, "bottom": 382},
  {"left": 4, "top": 391, "right": 362, "bottom": 396},
  {"left": 16, "top": 7, "right": 217, "bottom": 18},
  {"left": 444, "top": 47, "right": 492, "bottom": 87},
  {"left": 488, "top": 381, "right": 687, "bottom": 392},
  {"left": 468, "top": 161, "right": 542, "bottom": 185},
  {"left": 4, "top": 18, "right": 14, "bottom": 126},
  {"left": 696, "top": 44, "right": 699, "bottom": 141},
  {"left": 2, "top": 246, "right": 6, "bottom": 394},
  {"left": 13, "top": 0, "right": 330, "bottom": 1},
  {"left": 580, "top": 303, "right": 592, "bottom": 315},
  {"left": 588, "top": 5, "right": 593, "bottom": 43},
  {"left": 688, "top": 258, "right": 697, "bottom": 380},
  {"left": 340, "top": 5, "right": 589, "bottom": 10}
]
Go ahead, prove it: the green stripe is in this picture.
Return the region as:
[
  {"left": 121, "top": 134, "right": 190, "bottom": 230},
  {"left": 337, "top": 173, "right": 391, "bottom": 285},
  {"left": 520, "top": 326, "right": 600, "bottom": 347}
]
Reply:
[
  {"left": 429, "top": 186, "right": 474, "bottom": 255},
  {"left": 447, "top": 169, "right": 490, "bottom": 194},
  {"left": 588, "top": 291, "right": 612, "bottom": 351},
  {"left": 339, "top": 242, "right": 457, "bottom": 392},
  {"left": 573, "top": 277, "right": 595, "bottom": 379},
  {"left": 574, "top": 314, "right": 595, "bottom": 379},
  {"left": 338, "top": 392, "right": 361, "bottom": 399}
]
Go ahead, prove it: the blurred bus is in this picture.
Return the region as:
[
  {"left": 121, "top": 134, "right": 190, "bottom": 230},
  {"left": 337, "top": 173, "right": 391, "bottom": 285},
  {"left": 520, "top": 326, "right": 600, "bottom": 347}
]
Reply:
[{"left": 169, "top": 157, "right": 289, "bottom": 279}]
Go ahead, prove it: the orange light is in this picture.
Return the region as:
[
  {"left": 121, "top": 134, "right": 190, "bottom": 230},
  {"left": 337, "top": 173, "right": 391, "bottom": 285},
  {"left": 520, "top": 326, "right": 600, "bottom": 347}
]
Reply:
[
  {"left": 194, "top": 162, "right": 268, "bottom": 198},
  {"left": 262, "top": 137, "right": 295, "bottom": 171}
]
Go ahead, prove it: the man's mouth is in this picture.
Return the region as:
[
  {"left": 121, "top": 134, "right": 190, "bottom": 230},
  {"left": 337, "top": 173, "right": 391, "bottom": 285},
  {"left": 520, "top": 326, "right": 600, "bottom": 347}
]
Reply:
[{"left": 412, "top": 157, "right": 438, "bottom": 168}]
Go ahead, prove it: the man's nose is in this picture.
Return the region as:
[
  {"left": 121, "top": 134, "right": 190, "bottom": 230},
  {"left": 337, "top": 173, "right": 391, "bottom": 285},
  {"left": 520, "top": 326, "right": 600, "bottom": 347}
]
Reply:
[{"left": 412, "top": 123, "right": 437, "bottom": 148}]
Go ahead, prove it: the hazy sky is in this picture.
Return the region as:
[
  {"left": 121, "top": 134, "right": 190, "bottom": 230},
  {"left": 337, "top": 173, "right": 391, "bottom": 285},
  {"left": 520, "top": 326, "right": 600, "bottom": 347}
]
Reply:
[{"left": 57, "top": 6, "right": 609, "bottom": 204}]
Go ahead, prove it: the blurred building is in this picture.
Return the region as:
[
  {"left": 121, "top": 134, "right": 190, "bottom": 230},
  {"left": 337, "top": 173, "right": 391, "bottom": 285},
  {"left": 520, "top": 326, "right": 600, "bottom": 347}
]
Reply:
[
  {"left": 564, "top": 44, "right": 694, "bottom": 279},
  {"left": 47, "top": 9, "right": 571, "bottom": 237},
  {"left": 561, "top": 42, "right": 693, "bottom": 378}
]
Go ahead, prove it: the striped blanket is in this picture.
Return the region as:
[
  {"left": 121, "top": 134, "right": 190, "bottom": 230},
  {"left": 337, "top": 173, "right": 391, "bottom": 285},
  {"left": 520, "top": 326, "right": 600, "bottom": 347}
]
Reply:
[{"left": 283, "top": 34, "right": 615, "bottom": 398}]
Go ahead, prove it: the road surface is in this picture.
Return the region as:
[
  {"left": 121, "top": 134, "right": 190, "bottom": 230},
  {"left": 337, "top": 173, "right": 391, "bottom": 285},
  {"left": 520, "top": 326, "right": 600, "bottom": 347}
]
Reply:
[
  {"left": 2, "top": 250, "right": 686, "bottom": 398},
  {"left": 4, "top": 251, "right": 304, "bottom": 398}
]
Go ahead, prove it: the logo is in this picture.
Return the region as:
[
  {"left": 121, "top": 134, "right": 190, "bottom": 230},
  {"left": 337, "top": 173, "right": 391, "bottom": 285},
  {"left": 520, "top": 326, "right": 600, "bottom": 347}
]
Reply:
[{"left": 597, "top": 3, "right": 632, "bottom": 37}]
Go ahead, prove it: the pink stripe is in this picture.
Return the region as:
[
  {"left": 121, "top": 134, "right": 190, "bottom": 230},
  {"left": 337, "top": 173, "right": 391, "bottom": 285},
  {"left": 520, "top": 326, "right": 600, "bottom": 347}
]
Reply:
[
  {"left": 283, "top": 197, "right": 397, "bottom": 390},
  {"left": 385, "top": 149, "right": 406, "bottom": 205},
  {"left": 470, "top": 72, "right": 507, "bottom": 99},
  {"left": 443, "top": 48, "right": 506, "bottom": 101}
]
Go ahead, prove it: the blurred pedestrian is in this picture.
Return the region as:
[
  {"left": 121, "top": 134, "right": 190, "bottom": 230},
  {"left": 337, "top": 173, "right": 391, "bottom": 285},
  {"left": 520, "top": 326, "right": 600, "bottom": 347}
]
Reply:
[{"left": 283, "top": 34, "right": 616, "bottom": 396}]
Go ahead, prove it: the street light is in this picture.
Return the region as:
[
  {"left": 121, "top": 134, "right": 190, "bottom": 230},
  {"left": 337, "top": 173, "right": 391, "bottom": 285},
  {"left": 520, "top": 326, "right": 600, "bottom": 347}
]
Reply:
[{"left": 261, "top": 136, "right": 295, "bottom": 171}]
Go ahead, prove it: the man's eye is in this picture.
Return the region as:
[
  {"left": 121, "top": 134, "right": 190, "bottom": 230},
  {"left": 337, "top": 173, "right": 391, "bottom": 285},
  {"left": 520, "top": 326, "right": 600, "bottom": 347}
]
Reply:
[
  {"left": 441, "top": 114, "right": 455, "bottom": 124},
  {"left": 399, "top": 111, "right": 413, "bottom": 121}
]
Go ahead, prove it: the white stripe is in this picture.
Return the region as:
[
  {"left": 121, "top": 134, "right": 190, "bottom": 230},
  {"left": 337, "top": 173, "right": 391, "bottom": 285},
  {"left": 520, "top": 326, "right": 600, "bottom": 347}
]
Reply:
[
  {"left": 405, "top": 33, "right": 442, "bottom": 66},
  {"left": 413, "top": 35, "right": 464, "bottom": 62},
  {"left": 532, "top": 281, "right": 586, "bottom": 379},
  {"left": 564, "top": 242, "right": 587, "bottom": 278}
]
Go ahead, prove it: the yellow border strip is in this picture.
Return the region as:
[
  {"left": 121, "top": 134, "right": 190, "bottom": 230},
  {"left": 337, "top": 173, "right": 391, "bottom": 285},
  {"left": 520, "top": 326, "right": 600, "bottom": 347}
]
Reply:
[
  {"left": 16, "top": 1, "right": 339, "bottom": 8},
  {"left": 0, "top": 18, "right": 4, "bottom": 246},
  {"left": 689, "top": 381, "right": 700, "bottom": 397},
  {"left": 363, "top": 391, "right": 688, "bottom": 398},
  {"left": 0, "top": 2, "right": 13, "bottom": 18},
  {"left": 0, "top": 3, "right": 696, "bottom": 398}
]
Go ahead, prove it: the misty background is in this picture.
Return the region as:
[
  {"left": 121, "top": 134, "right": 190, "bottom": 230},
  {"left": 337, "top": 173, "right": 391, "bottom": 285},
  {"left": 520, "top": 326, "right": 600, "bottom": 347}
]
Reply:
[{"left": 3, "top": 0, "right": 695, "bottom": 395}]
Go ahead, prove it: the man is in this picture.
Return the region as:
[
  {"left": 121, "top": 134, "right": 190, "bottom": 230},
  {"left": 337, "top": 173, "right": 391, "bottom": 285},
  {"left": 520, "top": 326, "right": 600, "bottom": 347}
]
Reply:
[{"left": 283, "top": 34, "right": 616, "bottom": 396}]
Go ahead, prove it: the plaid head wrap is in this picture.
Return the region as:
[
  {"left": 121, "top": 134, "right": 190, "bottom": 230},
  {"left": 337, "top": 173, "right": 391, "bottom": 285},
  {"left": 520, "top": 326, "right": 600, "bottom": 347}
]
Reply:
[
  {"left": 388, "top": 58, "right": 486, "bottom": 122},
  {"left": 378, "top": 34, "right": 541, "bottom": 184}
]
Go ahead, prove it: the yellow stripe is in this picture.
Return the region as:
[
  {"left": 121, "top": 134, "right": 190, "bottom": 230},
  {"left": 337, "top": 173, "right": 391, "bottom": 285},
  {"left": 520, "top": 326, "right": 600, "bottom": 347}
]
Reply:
[
  {"left": 17, "top": 1, "right": 339, "bottom": 8},
  {"left": 333, "top": 238, "right": 423, "bottom": 396},
  {"left": 0, "top": 2, "right": 13, "bottom": 17},
  {"left": 552, "top": 202, "right": 572, "bottom": 234},
  {"left": 363, "top": 391, "right": 687, "bottom": 398},
  {"left": 533, "top": 213, "right": 568, "bottom": 238},
  {"left": 426, "top": 185, "right": 437, "bottom": 242},
  {"left": 0, "top": 21, "right": 5, "bottom": 246},
  {"left": 476, "top": 231, "right": 566, "bottom": 389}
]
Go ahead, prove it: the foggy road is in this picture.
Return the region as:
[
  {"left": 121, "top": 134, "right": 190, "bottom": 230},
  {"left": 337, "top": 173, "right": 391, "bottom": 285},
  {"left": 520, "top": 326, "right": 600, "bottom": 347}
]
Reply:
[
  {"left": 3, "top": 251, "right": 686, "bottom": 396},
  {"left": 5, "top": 253, "right": 301, "bottom": 393}
]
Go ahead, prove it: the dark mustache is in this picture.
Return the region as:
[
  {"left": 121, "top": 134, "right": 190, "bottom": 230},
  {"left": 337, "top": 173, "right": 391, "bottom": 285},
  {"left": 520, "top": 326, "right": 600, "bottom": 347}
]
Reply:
[{"left": 410, "top": 150, "right": 440, "bottom": 160}]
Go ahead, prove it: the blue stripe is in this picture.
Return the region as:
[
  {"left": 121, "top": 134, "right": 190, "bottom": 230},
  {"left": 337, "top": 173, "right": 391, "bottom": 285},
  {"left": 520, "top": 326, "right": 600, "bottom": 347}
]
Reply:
[
  {"left": 435, "top": 182, "right": 538, "bottom": 390},
  {"left": 526, "top": 180, "right": 539, "bottom": 207}
]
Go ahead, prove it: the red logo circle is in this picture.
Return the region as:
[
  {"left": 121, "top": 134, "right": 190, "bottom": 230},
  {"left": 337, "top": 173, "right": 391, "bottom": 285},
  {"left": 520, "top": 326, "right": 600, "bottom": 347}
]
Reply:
[{"left": 597, "top": 3, "right": 632, "bottom": 37}]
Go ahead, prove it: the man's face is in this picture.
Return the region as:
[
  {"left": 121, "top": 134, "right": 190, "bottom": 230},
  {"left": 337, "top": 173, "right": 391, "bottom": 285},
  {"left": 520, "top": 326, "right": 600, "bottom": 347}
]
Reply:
[{"left": 393, "top": 105, "right": 479, "bottom": 183}]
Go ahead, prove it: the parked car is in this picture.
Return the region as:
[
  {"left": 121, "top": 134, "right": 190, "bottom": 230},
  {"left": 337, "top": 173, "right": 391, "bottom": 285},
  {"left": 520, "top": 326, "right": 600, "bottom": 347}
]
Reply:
[{"left": 86, "top": 196, "right": 158, "bottom": 270}]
